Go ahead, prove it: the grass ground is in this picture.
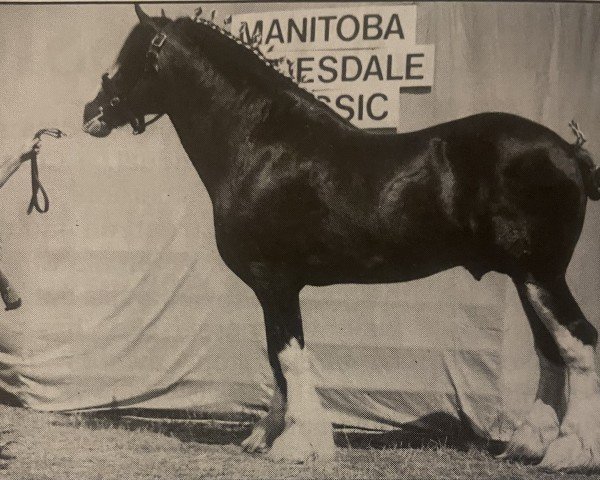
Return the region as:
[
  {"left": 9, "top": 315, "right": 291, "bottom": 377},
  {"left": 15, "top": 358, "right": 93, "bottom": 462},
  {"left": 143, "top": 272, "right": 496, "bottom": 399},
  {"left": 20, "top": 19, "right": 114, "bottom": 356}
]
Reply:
[{"left": 0, "top": 404, "right": 597, "bottom": 480}]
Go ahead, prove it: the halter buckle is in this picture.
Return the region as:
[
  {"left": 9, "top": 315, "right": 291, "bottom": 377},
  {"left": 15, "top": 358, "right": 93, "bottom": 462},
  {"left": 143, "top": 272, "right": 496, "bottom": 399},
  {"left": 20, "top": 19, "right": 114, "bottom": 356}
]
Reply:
[
  {"left": 147, "top": 32, "right": 167, "bottom": 73},
  {"left": 151, "top": 32, "right": 167, "bottom": 49}
]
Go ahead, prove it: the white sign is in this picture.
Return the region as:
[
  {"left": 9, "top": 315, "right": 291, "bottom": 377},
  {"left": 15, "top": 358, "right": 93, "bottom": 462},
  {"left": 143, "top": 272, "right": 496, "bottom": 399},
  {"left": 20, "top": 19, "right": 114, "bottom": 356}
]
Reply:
[
  {"left": 284, "top": 46, "right": 435, "bottom": 90},
  {"left": 313, "top": 85, "right": 400, "bottom": 128},
  {"left": 232, "top": 5, "right": 417, "bottom": 50},
  {"left": 232, "top": 5, "right": 434, "bottom": 129}
]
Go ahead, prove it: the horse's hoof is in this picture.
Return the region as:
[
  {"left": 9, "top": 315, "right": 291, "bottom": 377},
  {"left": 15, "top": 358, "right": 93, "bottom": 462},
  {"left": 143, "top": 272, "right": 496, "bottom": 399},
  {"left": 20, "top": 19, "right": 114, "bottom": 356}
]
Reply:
[
  {"left": 497, "top": 400, "right": 559, "bottom": 463},
  {"left": 242, "top": 408, "right": 285, "bottom": 454},
  {"left": 267, "top": 421, "right": 335, "bottom": 463},
  {"left": 241, "top": 425, "right": 269, "bottom": 453},
  {"left": 539, "top": 433, "right": 599, "bottom": 471},
  {"left": 539, "top": 397, "right": 600, "bottom": 472}
]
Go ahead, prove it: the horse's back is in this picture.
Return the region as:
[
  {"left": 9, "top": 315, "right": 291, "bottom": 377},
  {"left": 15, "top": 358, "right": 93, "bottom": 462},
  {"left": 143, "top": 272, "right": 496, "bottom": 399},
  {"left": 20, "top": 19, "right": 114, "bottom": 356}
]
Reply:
[{"left": 219, "top": 111, "right": 587, "bottom": 285}]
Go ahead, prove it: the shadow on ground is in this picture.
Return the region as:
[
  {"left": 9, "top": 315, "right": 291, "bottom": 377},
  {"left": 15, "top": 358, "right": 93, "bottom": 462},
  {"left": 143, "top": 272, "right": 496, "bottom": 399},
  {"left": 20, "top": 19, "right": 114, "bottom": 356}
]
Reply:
[{"left": 57, "top": 408, "right": 506, "bottom": 456}]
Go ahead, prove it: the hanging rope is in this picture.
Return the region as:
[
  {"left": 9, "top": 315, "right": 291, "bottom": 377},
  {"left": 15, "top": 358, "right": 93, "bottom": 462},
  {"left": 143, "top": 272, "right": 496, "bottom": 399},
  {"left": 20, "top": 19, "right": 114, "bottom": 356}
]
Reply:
[{"left": 27, "top": 128, "right": 66, "bottom": 214}]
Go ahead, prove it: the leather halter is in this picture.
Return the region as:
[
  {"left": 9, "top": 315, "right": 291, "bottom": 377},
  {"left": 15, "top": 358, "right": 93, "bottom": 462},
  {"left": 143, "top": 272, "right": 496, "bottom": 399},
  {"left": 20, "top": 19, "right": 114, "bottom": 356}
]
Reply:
[
  {"left": 99, "top": 31, "right": 167, "bottom": 135},
  {"left": 146, "top": 32, "right": 167, "bottom": 73}
]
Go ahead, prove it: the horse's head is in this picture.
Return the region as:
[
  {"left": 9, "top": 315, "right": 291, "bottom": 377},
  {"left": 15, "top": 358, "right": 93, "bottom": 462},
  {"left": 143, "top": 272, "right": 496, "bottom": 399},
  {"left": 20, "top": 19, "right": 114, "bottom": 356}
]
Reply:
[{"left": 83, "top": 5, "right": 171, "bottom": 137}]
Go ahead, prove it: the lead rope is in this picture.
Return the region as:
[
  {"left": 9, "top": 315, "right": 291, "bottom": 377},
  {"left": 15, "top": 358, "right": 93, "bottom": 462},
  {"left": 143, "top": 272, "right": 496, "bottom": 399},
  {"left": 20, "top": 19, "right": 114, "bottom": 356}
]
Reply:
[{"left": 27, "top": 128, "right": 66, "bottom": 214}]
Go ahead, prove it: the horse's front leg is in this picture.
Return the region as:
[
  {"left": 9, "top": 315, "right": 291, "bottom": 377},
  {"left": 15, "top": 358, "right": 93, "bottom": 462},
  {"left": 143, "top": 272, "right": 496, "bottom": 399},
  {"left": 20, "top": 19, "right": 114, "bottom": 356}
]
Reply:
[
  {"left": 243, "top": 287, "right": 335, "bottom": 462},
  {"left": 241, "top": 379, "right": 285, "bottom": 453}
]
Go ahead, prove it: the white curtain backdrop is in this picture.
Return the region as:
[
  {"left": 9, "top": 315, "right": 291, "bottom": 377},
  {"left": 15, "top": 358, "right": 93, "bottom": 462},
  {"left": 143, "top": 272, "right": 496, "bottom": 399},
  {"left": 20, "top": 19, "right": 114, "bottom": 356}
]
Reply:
[{"left": 0, "top": 3, "right": 598, "bottom": 441}]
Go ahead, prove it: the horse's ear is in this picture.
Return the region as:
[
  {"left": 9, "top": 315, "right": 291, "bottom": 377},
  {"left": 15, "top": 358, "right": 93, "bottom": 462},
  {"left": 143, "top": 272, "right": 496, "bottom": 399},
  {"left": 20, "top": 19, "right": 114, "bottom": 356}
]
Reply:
[
  {"left": 161, "top": 8, "right": 167, "bottom": 18},
  {"left": 134, "top": 4, "right": 151, "bottom": 24}
]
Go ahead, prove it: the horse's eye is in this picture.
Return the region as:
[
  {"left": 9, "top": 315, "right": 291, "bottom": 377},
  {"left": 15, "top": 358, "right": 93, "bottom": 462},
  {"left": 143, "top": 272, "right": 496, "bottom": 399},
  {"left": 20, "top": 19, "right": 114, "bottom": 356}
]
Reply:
[{"left": 110, "top": 97, "right": 121, "bottom": 107}]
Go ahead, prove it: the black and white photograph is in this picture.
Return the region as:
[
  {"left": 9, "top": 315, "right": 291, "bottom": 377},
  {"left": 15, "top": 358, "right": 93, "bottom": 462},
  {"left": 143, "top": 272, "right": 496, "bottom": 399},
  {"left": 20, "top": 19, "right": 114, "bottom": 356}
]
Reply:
[{"left": 0, "top": 1, "right": 599, "bottom": 478}]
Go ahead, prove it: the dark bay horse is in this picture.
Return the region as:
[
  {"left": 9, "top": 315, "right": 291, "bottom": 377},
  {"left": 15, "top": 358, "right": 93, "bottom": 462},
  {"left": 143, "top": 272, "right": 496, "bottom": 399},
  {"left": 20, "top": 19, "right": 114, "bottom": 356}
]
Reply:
[{"left": 83, "top": 6, "right": 600, "bottom": 470}]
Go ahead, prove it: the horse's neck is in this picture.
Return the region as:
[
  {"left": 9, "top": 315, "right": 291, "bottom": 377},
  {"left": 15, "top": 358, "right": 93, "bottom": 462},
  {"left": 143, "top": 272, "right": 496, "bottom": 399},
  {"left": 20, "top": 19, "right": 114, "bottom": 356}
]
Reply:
[
  {"left": 166, "top": 60, "right": 272, "bottom": 198},
  {"left": 164, "top": 42, "right": 355, "bottom": 197}
]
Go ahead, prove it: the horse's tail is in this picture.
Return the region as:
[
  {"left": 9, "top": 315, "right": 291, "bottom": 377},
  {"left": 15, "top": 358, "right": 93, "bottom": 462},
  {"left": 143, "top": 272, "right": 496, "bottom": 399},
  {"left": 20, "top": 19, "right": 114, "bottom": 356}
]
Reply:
[
  {"left": 574, "top": 147, "right": 600, "bottom": 201},
  {"left": 568, "top": 120, "right": 600, "bottom": 201}
]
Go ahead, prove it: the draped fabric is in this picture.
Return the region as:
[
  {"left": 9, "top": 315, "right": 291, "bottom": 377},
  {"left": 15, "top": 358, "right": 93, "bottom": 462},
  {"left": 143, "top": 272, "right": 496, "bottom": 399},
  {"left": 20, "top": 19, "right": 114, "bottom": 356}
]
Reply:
[{"left": 0, "top": 3, "right": 598, "bottom": 440}]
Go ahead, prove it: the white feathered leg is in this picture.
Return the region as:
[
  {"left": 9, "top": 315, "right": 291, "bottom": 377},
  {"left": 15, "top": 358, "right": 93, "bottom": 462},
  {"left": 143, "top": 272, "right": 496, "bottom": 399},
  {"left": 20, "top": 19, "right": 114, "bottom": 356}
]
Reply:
[
  {"left": 524, "top": 282, "right": 600, "bottom": 471},
  {"left": 267, "top": 339, "right": 335, "bottom": 463},
  {"left": 242, "top": 384, "right": 286, "bottom": 453}
]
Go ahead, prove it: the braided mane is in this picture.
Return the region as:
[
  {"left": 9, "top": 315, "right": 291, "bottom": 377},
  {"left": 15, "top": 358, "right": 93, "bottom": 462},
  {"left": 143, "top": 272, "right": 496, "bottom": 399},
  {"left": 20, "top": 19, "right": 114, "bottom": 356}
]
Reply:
[
  {"left": 174, "top": 14, "right": 357, "bottom": 131},
  {"left": 196, "top": 17, "right": 295, "bottom": 81},
  {"left": 181, "top": 16, "right": 307, "bottom": 94}
]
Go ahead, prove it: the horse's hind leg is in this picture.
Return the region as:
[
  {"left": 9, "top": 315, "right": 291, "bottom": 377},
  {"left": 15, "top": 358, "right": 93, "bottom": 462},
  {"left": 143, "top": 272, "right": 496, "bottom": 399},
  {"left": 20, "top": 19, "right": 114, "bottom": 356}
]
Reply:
[
  {"left": 499, "top": 281, "right": 565, "bottom": 462},
  {"left": 243, "top": 287, "right": 335, "bottom": 462},
  {"left": 519, "top": 276, "right": 600, "bottom": 471}
]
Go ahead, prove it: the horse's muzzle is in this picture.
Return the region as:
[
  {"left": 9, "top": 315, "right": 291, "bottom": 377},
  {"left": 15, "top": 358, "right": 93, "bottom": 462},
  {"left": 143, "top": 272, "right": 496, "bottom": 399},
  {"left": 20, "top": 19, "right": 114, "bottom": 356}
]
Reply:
[{"left": 82, "top": 109, "right": 112, "bottom": 138}]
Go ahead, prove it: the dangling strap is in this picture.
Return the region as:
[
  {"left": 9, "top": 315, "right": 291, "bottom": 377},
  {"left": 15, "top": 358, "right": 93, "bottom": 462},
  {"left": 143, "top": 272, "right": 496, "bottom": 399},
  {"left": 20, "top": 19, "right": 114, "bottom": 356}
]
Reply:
[
  {"left": 27, "top": 155, "right": 49, "bottom": 214},
  {"left": 27, "top": 128, "right": 66, "bottom": 215}
]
